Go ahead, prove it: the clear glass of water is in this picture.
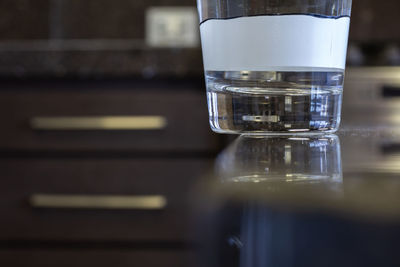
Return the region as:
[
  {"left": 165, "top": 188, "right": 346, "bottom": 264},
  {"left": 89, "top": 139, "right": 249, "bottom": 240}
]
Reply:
[{"left": 197, "top": 0, "right": 352, "bottom": 134}]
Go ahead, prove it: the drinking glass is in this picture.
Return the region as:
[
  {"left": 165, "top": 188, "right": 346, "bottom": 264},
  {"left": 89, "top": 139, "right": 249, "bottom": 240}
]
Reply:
[{"left": 197, "top": 0, "right": 352, "bottom": 134}]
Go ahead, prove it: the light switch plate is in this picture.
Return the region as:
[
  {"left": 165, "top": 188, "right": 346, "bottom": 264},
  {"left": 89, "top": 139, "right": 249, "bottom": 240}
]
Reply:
[{"left": 146, "top": 7, "right": 199, "bottom": 48}]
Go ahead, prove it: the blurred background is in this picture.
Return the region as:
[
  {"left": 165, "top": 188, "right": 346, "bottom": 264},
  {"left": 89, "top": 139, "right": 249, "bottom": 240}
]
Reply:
[
  {"left": 1, "top": 0, "right": 400, "bottom": 266},
  {"left": 0, "top": 0, "right": 399, "bottom": 79}
]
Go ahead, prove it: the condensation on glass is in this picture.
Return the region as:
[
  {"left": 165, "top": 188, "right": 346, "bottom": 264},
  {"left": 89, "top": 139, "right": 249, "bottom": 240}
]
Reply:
[{"left": 197, "top": 0, "right": 352, "bottom": 134}]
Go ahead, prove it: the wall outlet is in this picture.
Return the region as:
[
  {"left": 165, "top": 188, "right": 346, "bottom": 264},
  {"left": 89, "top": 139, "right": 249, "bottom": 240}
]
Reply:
[{"left": 146, "top": 7, "right": 199, "bottom": 48}]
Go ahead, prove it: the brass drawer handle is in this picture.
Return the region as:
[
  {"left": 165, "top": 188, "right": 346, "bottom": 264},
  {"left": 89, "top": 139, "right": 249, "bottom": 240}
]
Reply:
[
  {"left": 30, "top": 194, "right": 167, "bottom": 210},
  {"left": 30, "top": 116, "right": 167, "bottom": 130}
]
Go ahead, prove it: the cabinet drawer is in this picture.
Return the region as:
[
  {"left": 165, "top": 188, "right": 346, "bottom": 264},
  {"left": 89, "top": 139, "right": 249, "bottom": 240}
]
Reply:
[
  {"left": 0, "top": 159, "right": 212, "bottom": 241},
  {"left": 0, "top": 83, "right": 217, "bottom": 152},
  {"left": 0, "top": 250, "right": 192, "bottom": 267}
]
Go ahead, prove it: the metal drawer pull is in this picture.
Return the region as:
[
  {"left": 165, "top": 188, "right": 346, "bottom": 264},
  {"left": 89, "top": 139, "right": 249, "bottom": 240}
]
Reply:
[
  {"left": 30, "top": 116, "right": 167, "bottom": 130},
  {"left": 30, "top": 194, "right": 167, "bottom": 210}
]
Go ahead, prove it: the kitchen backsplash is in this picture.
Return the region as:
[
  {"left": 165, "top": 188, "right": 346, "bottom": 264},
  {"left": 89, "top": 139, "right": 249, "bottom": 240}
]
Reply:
[{"left": 0, "top": 0, "right": 399, "bottom": 78}]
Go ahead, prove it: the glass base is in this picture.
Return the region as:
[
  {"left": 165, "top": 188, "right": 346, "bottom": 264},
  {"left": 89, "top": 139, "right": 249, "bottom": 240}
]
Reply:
[
  {"left": 207, "top": 72, "right": 343, "bottom": 135},
  {"left": 207, "top": 88, "right": 342, "bottom": 134}
]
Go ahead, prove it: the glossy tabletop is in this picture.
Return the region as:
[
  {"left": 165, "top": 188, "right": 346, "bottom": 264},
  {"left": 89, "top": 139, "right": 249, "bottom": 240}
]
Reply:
[{"left": 190, "top": 125, "right": 400, "bottom": 267}]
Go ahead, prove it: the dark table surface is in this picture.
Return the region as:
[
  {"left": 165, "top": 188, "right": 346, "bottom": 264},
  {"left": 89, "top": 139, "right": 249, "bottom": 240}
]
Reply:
[{"left": 189, "top": 124, "right": 400, "bottom": 267}]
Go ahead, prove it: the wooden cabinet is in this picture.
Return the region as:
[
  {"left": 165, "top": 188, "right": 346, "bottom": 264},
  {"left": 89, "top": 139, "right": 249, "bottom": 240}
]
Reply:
[
  {"left": 0, "top": 250, "right": 193, "bottom": 267},
  {"left": 0, "top": 159, "right": 212, "bottom": 241},
  {"left": 0, "top": 80, "right": 218, "bottom": 266},
  {"left": 0, "top": 81, "right": 218, "bottom": 152},
  {"left": 350, "top": 0, "right": 400, "bottom": 42}
]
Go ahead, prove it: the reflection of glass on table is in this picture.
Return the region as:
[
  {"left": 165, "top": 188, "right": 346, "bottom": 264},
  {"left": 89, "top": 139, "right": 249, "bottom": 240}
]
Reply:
[{"left": 215, "top": 135, "right": 342, "bottom": 185}]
